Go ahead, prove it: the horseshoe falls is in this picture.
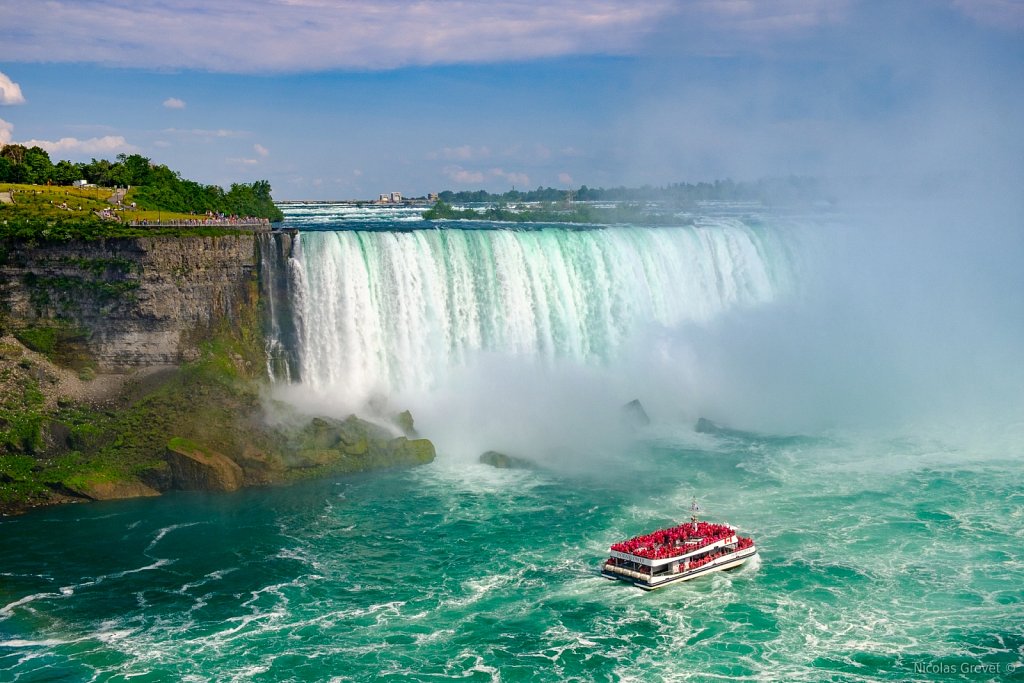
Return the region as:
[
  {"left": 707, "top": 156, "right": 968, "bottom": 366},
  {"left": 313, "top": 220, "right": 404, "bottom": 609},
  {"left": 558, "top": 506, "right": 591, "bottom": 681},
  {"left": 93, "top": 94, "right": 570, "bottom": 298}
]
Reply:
[
  {"left": 283, "top": 220, "right": 793, "bottom": 406},
  {"left": 2, "top": 204, "right": 1022, "bottom": 682}
]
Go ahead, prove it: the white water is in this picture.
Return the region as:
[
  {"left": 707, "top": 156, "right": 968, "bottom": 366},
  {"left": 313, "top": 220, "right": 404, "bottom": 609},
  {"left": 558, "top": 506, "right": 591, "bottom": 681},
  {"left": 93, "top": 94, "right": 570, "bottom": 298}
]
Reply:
[{"left": 284, "top": 220, "right": 796, "bottom": 407}]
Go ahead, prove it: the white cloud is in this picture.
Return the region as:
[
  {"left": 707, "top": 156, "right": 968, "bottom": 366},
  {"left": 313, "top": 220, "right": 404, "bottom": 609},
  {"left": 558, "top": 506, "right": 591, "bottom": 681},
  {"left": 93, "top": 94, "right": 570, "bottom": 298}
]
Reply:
[
  {"left": 254, "top": 143, "right": 269, "bottom": 157},
  {"left": 228, "top": 157, "right": 259, "bottom": 165},
  {"left": 18, "top": 134, "right": 138, "bottom": 156},
  {"left": 0, "top": 1, "right": 672, "bottom": 72},
  {"left": 163, "top": 97, "right": 186, "bottom": 109},
  {"left": 0, "top": 71, "right": 26, "bottom": 105},
  {"left": 558, "top": 172, "right": 574, "bottom": 186},
  {"left": 164, "top": 127, "right": 248, "bottom": 138},
  {"left": 0, "top": 118, "right": 13, "bottom": 144}
]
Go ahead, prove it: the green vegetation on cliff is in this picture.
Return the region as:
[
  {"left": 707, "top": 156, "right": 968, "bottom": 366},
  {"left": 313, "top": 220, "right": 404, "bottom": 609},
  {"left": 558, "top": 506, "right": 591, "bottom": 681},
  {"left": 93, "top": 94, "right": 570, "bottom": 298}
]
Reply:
[
  {"left": 0, "top": 300, "right": 435, "bottom": 515},
  {"left": 0, "top": 146, "right": 284, "bottom": 240}
]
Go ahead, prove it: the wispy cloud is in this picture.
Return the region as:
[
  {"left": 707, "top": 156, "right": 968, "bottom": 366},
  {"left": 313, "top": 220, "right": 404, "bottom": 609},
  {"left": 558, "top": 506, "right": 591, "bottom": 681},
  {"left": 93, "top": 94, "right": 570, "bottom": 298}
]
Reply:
[
  {"left": 429, "top": 145, "right": 492, "bottom": 161},
  {"left": 443, "top": 166, "right": 485, "bottom": 184},
  {"left": 0, "top": 70, "right": 26, "bottom": 105},
  {"left": 163, "top": 97, "right": 186, "bottom": 109},
  {"left": 489, "top": 168, "right": 530, "bottom": 187},
  {"left": 0, "top": 118, "right": 13, "bottom": 143},
  {"left": 163, "top": 127, "right": 249, "bottom": 138},
  {"left": 254, "top": 143, "right": 269, "bottom": 157},
  {"left": 443, "top": 164, "right": 532, "bottom": 187},
  {"left": 20, "top": 135, "right": 138, "bottom": 156},
  {"left": 0, "top": 1, "right": 673, "bottom": 72}
]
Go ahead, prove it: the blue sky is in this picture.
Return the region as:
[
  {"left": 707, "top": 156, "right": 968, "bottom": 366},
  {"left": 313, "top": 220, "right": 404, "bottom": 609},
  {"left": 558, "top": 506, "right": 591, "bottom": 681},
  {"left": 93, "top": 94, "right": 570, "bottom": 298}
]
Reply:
[{"left": 1, "top": 0, "right": 1022, "bottom": 200}]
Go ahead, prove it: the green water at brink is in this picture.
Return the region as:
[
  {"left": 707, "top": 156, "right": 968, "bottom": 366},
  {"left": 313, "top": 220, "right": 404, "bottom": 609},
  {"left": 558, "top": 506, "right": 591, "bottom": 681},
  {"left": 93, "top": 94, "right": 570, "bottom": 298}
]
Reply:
[{"left": 3, "top": 429, "right": 1022, "bottom": 681}]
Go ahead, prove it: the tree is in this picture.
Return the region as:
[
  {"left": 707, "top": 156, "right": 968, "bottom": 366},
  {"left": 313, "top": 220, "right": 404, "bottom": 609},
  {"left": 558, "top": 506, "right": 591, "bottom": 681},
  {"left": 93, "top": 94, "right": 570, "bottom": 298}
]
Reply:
[
  {"left": 52, "top": 160, "right": 80, "bottom": 186},
  {"left": 23, "top": 146, "right": 54, "bottom": 184},
  {"left": 1, "top": 144, "right": 28, "bottom": 165}
]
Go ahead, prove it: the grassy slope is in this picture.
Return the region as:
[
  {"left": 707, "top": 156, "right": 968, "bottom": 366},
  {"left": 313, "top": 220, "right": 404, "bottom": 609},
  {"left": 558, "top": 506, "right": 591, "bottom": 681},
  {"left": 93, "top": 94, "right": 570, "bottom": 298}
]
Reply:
[{"left": 0, "top": 183, "right": 243, "bottom": 239}]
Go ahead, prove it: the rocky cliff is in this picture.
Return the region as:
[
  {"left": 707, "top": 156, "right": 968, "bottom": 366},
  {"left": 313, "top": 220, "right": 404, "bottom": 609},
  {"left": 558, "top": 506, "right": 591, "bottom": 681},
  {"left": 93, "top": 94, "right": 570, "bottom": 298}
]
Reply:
[
  {"left": 0, "top": 231, "right": 436, "bottom": 515},
  {"left": 0, "top": 234, "right": 261, "bottom": 369}
]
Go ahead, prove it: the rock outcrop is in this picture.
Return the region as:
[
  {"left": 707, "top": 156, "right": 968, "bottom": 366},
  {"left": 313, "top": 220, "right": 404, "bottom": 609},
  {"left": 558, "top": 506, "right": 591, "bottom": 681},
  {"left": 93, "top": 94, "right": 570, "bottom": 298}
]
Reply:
[
  {"left": 63, "top": 478, "right": 161, "bottom": 501},
  {"left": 287, "top": 415, "right": 436, "bottom": 473},
  {"left": 166, "top": 437, "right": 245, "bottom": 492},
  {"left": 621, "top": 399, "right": 651, "bottom": 428},
  {"left": 394, "top": 410, "right": 418, "bottom": 437},
  {"left": 0, "top": 235, "right": 261, "bottom": 370},
  {"left": 479, "top": 450, "right": 534, "bottom": 469}
]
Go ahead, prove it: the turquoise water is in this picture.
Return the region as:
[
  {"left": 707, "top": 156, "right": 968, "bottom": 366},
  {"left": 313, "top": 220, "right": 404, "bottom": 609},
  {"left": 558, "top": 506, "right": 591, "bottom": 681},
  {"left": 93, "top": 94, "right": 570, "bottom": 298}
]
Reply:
[
  {"left": 2, "top": 429, "right": 1022, "bottom": 681},
  {"left": 3, "top": 205, "right": 1022, "bottom": 681}
]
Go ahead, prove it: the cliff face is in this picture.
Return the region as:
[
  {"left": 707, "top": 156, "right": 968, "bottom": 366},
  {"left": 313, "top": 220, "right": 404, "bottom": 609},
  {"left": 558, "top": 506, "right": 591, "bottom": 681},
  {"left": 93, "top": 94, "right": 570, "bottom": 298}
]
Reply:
[
  {"left": 0, "top": 231, "right": 436, "bottom": 516},
  {"left": 0, "top": 235, "right": 260, "bottom": 369}
]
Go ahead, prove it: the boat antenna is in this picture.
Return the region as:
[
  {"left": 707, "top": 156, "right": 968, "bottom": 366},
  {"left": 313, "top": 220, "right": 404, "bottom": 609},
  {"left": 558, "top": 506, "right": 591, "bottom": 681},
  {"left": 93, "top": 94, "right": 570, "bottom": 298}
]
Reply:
[{"left": 690, "top": 497, "right": 701, "bottom": 532}]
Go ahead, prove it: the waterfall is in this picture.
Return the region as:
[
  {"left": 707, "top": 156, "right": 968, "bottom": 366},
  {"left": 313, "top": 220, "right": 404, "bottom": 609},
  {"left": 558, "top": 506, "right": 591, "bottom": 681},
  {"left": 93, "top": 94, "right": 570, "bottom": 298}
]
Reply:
[
  {"left": 258, "top": 231, "right": 301, "bottom": 382},
  {"left": 271, "top": 219, "right": 796, "bottom": 403}
]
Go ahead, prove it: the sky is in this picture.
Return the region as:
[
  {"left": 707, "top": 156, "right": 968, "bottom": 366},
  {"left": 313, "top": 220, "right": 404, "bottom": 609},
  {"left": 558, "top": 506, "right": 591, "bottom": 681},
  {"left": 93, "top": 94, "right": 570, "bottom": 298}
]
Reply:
[{"left": 0, "top": 0, "right": 1022, "bottom": 200}]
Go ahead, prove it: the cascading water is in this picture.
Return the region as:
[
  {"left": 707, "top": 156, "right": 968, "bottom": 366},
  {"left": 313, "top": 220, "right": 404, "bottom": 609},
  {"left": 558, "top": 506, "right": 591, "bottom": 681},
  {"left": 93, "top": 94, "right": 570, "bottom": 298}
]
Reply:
[{"left": 274, "top": 217, "right": 797, "bottom": 404}]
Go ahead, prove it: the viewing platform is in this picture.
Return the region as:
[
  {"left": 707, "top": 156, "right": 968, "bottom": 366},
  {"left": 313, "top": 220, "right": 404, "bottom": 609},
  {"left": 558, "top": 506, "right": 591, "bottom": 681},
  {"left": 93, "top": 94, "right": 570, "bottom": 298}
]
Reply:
[{"left": 127, "top": 217, "right": 273, "bottom": 232}]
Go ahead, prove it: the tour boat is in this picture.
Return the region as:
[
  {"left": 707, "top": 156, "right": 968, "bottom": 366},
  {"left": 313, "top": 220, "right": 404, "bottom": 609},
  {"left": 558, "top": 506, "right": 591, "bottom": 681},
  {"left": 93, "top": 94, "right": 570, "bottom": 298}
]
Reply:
[{"left": 601, "top": 499, "right": 757, "bottom": 591}]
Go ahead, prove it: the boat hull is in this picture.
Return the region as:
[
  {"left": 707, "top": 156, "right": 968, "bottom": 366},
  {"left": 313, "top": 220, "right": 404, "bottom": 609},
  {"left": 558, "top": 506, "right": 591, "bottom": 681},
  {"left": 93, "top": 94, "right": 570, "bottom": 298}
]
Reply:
[{"left": 601, "top": 546, "right": 758, "bottom": 591}]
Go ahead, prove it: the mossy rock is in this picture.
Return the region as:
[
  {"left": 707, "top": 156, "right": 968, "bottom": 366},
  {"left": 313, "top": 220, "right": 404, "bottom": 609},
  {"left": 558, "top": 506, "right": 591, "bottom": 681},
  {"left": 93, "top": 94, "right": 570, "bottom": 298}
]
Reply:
[
  {"left": 394, "top": 410, "right": 418, "bottom": 437},
  {"left": 166, "top": 436, "right": 244, "bottom": 492},
  {"left": 293, "top": 448, "right": 346, "bottom": 469},
  {"left": 343, "top": 435, "right": 368, "bottom": 456},
  {"left": 479, "top": 450, "right": 533, "bottom": 469},
  {"left": 63, "top": 476, "right": 160, "bottom": 501},
  {"left": 387, "top": 437, "right": 435, "bottom": 466}
]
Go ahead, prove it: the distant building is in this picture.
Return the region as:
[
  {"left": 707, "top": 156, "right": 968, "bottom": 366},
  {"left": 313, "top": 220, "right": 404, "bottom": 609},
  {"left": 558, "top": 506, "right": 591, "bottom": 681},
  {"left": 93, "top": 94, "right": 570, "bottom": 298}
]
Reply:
[
  {"left": 379, "top": 193, "right": 390, "bottom": 203},
  {"left": 390, "top": 191, "right": 402, "bottom": 203},
  {"left": 72, "top": 179, "right": 88, "bottom": 187},
  {"left": 428, "top": 192, "right": 439, "bottom": 201}
]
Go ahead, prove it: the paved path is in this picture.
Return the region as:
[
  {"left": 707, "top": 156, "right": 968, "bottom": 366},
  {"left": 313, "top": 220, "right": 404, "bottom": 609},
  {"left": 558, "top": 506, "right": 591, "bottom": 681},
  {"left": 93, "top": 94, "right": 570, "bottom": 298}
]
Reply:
[
  {"left": 0, "top": 191, "right": 12, "bottom": 204},
  {"left": 108, "top": 188, "right": 127, "bottom": 204}
]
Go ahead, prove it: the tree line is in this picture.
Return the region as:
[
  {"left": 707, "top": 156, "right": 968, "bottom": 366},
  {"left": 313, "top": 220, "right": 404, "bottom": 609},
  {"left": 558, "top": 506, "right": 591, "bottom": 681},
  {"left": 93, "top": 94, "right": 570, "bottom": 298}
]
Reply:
[
  {"left": 438, "top": 176, "right": 823, "bottom": 205},
  {"left": 0, "top": 145, "right": 283, "bottom": 221}
]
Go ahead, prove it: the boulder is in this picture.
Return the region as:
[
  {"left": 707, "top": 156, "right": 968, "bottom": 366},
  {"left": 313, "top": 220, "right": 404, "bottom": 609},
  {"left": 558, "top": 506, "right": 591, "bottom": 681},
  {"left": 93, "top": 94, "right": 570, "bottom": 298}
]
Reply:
[
  {"left": 695, "top": 417, "right": 719, "bottom": 434},
  {"left": 394, "top": 409, "right": 418, "bottom": 437},
  {"left": 166, "top": 437, "right": 244, "bottom": 492},
  {"left": 479, "top": 450, "right": 533, "bottom": 469},
  {"left": 386, "top": 437, "right": 436, "bottom": 466},
  {"left": 621, "top": 399, "right": 651, "bottom": 428}
]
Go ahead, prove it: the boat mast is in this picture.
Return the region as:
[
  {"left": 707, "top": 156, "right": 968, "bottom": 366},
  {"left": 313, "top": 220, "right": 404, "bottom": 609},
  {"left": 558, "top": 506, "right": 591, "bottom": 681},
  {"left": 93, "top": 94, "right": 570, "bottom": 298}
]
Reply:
[{"left": 690, "top": 497, "right": 701, "bottom": 533}]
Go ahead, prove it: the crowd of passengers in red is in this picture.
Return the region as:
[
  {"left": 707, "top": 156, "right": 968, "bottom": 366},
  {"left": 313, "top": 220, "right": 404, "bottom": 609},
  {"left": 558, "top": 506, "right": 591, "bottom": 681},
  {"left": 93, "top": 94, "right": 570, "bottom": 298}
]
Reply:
[{"left": 610, "top": 521, "right": 755, "bottom": 560}]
